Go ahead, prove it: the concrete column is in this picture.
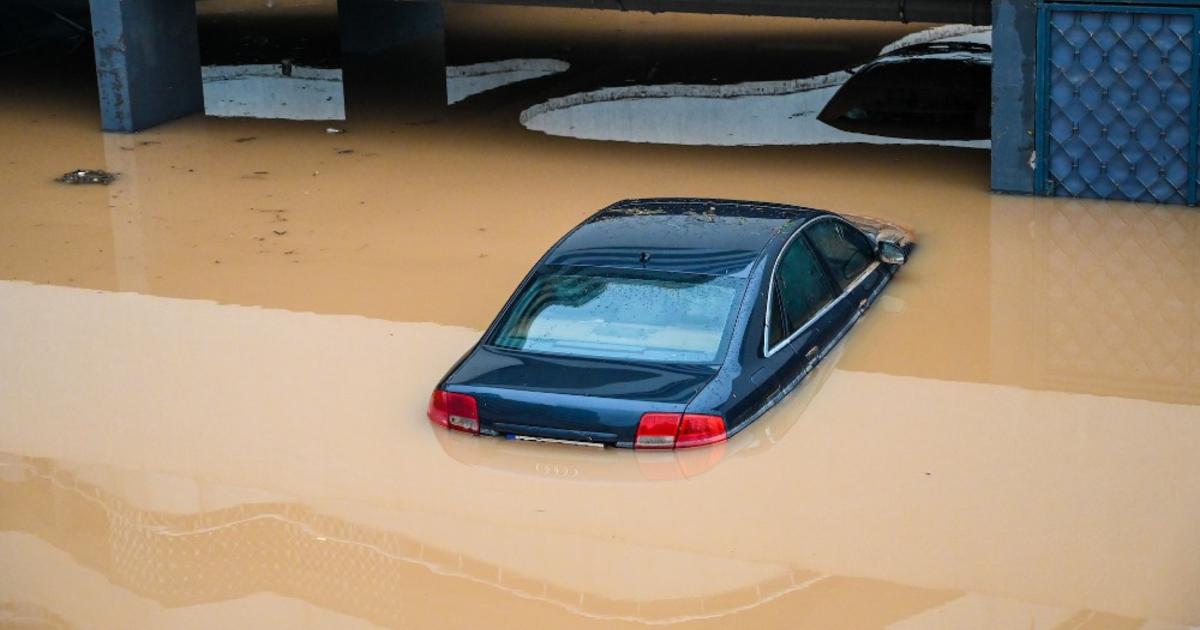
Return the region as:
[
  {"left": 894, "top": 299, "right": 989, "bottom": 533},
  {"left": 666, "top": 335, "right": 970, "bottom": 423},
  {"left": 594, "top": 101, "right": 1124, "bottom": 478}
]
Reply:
[
  {"left": 337, "top": 0, "right": 446, "bottom": 112},
  {"left": 89, "top": 0, "right": 203, "bottom": 133},
  {"left": 990, "top": 0, "right": 1038, "bottom": 194}
]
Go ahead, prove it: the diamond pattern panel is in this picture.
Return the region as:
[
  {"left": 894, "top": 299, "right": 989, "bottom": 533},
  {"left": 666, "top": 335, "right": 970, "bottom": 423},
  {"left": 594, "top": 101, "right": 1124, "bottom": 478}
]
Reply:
[
  {"left": 1045, "top": 9, "right": 1196, "bottom": 204},
  {"left": 1037, "top": 200, "right": 1199, "bottom": 401}
]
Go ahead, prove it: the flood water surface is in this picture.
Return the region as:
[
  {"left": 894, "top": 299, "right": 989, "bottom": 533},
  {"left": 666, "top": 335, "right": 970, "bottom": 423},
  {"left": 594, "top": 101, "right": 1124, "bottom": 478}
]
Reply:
[{"left": 0, "top": 5, "right": 1198, "bottom": 629}]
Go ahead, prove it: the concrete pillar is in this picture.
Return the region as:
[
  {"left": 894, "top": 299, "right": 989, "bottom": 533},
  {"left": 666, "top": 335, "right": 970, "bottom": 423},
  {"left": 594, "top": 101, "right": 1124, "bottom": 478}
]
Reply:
[
  {"left": 337, "top": 0, "right": 446, "bottom": 112},
  {"left": 990, "top": 0, "right": 1038, "bottom": 194},
  {"left": 88, "top": 0, "right": 203, "bottom": 132}
]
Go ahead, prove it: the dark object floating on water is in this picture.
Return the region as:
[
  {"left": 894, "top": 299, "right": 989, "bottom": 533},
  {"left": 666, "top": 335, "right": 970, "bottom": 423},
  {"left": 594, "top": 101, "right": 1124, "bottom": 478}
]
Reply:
[
  {"left": 819, "top": 41, "right": 992, "bottom": 141},
  {"left": 57, "top": 169, "right": 117, "bottom": 185}
]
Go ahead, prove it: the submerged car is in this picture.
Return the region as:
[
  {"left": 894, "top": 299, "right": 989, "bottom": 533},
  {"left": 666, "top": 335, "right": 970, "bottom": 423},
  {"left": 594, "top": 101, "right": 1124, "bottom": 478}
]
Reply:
[
  {"left": 427, "top": 198, "right": 914, "bottom": 449},
  {"left": 818, "top": 39, "right": 992, "bottom": 141}
]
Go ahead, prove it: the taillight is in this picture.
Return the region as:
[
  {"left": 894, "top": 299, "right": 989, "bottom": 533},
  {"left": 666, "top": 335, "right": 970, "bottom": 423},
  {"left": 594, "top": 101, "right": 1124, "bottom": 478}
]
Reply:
[
  {"left": 427, "top": 389, "right": 479, "bottom": 435},
  {"left": 635, "top": 413, "right": 680, "bottom": 449},
  {"left": 427, "top": 391, "right": 450, "bottom": 427},
  {"left": 635, "top": 412, "right": 726, "bottom": 449},
  {"left": 676, "top": 414, "right": 726, "bottom": 448}
]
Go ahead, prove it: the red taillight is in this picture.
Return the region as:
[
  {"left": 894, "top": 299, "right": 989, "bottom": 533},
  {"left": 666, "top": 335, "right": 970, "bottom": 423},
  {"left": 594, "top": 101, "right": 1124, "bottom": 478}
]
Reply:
[
  {"left": 427, "top": 389, "right": 479, "bottom": 434},
  {"left": 676, "top": 414, "right": 726, "bottom": 448},
  {"left": 427, "top": 391, "right": 450, "bottom": 427},
  {"left": 635, "top": 413, "right": 680, "bottom": 449},
  {"left": 635, "top": 412, "right": 726, "bottom": 449}
]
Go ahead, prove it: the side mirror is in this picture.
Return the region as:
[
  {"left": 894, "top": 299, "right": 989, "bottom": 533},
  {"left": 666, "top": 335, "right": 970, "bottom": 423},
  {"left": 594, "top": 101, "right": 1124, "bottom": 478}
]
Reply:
[{"left": 877, "top": 241, "right": 906, "bottom": 265}]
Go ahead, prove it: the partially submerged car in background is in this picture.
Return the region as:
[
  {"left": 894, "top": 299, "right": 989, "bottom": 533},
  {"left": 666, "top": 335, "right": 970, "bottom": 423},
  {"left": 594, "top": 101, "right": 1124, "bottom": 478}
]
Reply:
[
  {"left": 428, "top": 198, "right": 914, "bottom": 449},
  {"left": 818, "top": 39, "right": 992, "bottom": 141}
]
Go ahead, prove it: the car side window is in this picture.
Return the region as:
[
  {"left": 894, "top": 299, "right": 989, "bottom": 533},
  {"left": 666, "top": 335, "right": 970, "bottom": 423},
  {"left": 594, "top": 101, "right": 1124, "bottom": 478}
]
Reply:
[
  {"left": 768, "top": 236, "right": 837, "bottom": 351},
  {"left": 805, "top": 219, "right": 875, "bottom": 290}
]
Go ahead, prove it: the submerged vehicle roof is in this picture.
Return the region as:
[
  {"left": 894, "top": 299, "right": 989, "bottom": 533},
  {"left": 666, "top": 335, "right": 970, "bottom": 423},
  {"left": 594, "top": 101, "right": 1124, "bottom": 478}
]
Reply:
[
  {"left": 871, "top": 41, "right": 992, "bottom": 67},
  {"left": 545, "top": 198, "right": 823, "bottom": 277}
]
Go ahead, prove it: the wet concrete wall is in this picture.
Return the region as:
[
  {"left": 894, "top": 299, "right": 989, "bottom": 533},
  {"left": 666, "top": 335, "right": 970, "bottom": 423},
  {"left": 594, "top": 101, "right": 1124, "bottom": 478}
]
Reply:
[{"left": 990, "top": 0, "right": 1036, "bottom": 194}]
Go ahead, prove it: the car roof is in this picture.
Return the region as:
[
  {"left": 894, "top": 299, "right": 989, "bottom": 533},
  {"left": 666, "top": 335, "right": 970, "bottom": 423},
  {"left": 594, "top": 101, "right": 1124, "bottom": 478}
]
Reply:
[
  {"left": 872, "top": 41, "right": 991, "bottom": 66},
  {"left": 544, "top": 198, "right": 826, "bottom": 277}
]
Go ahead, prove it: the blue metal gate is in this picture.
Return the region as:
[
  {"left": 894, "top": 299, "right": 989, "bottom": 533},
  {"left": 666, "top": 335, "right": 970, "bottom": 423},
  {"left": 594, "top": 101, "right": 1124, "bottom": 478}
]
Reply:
[{"left": 1036, "top": 2, "right": 1200, "bottom": 205}]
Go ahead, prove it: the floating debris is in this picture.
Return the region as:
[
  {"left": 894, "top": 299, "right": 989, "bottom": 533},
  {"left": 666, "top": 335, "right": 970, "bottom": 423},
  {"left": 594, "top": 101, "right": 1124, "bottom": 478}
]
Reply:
[
  {"left": 56, "top": 169, "right": 117, "bottom": 185},
  {"left": 605, "top": 206, "right": 667, "bottom": 217},
  {"left": 326, "top": 127, "right": 345, "bottom": 134},
  {"left": 684, "top": 209, "right": 718, "bottom": 223}
]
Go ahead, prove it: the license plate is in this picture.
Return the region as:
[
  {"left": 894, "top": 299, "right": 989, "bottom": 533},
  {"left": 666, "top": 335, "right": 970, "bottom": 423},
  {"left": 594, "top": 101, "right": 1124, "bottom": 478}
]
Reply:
[{"left": 510, "top": 434, "right": 605, "bottom": 448}]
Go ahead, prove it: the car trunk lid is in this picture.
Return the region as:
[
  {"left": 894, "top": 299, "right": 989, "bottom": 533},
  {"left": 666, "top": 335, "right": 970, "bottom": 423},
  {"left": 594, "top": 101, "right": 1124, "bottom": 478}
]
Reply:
[{"left": 445, "top": 346, "right": 719, "bottom": 446}]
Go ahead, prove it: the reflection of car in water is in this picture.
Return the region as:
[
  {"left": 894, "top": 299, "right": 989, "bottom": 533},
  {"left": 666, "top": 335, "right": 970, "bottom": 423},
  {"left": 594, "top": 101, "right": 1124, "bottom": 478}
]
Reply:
[
  {"left": 428, "top": 198, "right": 914, "bottom": 450},
  {"left": 818, "top": 41, "right": 992, "bottom": 141}
]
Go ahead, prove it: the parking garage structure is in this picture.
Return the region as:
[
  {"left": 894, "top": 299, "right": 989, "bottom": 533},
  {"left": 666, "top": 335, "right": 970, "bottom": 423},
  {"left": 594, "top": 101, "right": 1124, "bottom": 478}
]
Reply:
[{"left": 83, "top": 0, "right": 1199, "bottom": 205}]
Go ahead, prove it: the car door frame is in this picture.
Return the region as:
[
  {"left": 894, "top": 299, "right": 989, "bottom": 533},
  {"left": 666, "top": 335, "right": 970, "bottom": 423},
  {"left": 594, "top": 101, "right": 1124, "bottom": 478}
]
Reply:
[
  {"left": 690, "top": 214, "right": 890, "bottom": 439},
  {"left": 762, "top": 215, "right": 882, "bottom": 367},
  {"left": 802, "top": 215, "right": 888, "bottom": 326}
]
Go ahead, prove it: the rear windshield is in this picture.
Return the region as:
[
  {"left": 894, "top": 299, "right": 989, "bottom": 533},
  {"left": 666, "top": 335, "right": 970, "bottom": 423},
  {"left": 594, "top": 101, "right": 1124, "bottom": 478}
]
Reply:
[{"left": 490, "top": 266, "right": 745, "bottom": 363}]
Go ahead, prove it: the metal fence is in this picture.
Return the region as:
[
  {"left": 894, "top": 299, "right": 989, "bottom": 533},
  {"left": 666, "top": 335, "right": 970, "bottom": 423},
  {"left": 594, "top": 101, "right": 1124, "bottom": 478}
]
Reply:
[{"left": 1036, "top": 2, "right": 1200, "bottom": 205}]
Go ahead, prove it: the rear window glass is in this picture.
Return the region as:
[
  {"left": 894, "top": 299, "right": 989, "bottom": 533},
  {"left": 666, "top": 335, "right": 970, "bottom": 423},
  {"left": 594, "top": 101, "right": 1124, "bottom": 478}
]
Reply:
[{"left": 491, "top": 267, "right": 745, "bottom": 363}]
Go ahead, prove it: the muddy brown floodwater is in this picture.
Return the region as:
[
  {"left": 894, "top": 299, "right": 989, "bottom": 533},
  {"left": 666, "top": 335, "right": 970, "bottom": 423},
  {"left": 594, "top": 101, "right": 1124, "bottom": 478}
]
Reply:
[{"left": 1, "top": 5, "right": 1199, "bottom": 630}]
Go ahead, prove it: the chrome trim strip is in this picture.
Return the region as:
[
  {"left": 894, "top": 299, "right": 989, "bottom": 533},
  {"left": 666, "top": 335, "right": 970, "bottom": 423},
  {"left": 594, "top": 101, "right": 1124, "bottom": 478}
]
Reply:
[
  {"left": 762, "top": 216, "right": 880, "bottom": 358},
  {"left": 513, "top": 435, "right": 605, "bottom": 448}
]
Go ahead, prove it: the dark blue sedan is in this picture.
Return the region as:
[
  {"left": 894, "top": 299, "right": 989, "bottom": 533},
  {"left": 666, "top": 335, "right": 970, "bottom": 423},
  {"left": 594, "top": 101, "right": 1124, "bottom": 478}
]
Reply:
[{"left": 428, "top": 198, "right": 913, "bottom": 449}]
